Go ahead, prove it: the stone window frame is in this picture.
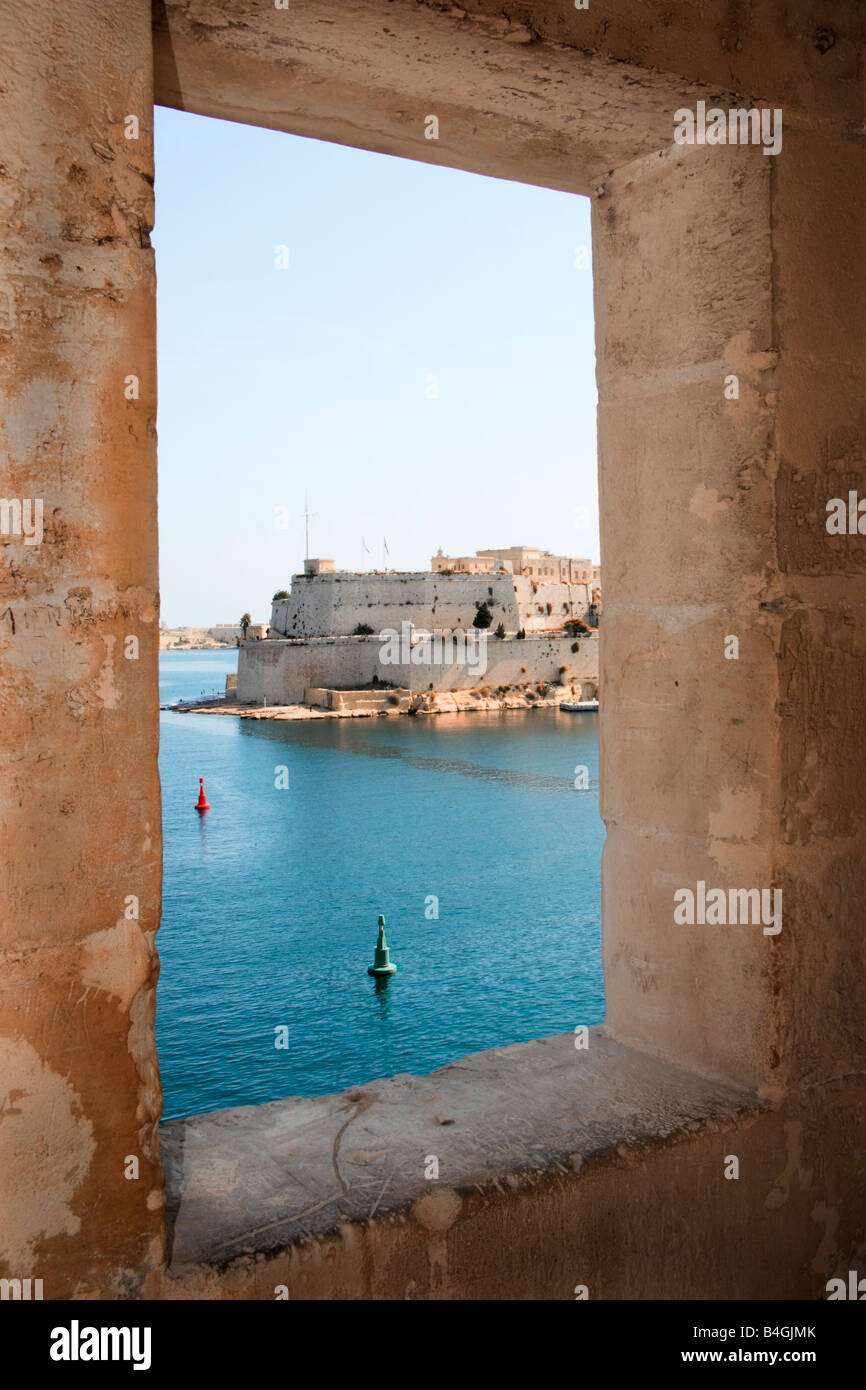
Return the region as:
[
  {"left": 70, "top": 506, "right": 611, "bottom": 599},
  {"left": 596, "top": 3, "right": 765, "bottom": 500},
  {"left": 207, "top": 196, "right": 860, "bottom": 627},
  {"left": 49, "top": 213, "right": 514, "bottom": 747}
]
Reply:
[
  {"left": 9, "top": 0, "right": 857, "bottom": 1300},
  {"left": 148, "top": 3, "right": 779, "bottom": 1292}
]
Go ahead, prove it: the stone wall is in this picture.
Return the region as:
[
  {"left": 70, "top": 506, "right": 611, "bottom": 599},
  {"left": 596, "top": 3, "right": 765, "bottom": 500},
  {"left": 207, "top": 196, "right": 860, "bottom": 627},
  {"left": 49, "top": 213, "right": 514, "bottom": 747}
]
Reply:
[
  {"left": 304, "top": 687, "right": 412, "bottom": 713},
  {"left": 237, "top": 633, "right": 598, "bottom": 705},
  {"left": 238, "top": 636, "right": 380, "bottom": 704},
  {"left": 0, "top": 0, "right": 165, "bottom": 1298},
  {"left": 513, "top": 576, "right": 594, "bottom": 633},
  {"left": 270, "top": 570, "right": 593, "bottom": 638}
]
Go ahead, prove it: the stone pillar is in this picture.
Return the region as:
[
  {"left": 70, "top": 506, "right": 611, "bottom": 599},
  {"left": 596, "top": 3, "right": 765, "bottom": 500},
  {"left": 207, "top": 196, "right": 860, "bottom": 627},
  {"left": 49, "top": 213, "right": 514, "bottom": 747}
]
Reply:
[
  {"left": 594, "top": 143, "right": 781, "bottom": 1090},
  {"left": 0, "top": 2, "right": 164, "bottom": 1297},
  {"left": 772, "top": 125, "right": 866, "bottom": 1100},
  {"left": 595, "top": 126, "right": 866, "bottom": 1119}
]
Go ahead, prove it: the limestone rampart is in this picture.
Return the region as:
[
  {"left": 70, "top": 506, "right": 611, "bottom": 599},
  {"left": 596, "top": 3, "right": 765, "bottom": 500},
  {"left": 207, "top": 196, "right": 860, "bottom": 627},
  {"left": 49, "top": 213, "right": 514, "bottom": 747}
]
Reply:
[
  {"left": 237, "top": 632, "right": 598, "bottom": 705},
  {"left": 270, "top": 571, "right": 593, "bottom": 638}
]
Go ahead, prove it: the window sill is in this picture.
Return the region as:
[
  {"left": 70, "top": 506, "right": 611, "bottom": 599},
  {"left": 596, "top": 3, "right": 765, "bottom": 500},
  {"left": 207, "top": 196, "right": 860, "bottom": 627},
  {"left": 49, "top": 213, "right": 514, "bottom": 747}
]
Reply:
[{"left": 162, "top": 1029, "right": 762, "bottom": 1273}]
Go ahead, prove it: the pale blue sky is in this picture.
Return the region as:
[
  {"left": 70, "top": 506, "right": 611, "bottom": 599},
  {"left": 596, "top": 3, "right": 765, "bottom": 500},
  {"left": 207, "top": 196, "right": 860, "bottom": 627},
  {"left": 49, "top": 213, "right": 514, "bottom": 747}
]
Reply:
[{"left": 154, "top": 108, "right": 598, "bottom": 627}]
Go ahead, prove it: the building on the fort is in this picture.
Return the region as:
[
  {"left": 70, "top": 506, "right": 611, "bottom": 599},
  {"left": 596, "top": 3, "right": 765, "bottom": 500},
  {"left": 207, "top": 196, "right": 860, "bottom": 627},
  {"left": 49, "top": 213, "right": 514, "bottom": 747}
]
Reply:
[
  {"left": 429, "top": 549, "right": 498, "bottom": 575},
  {"left": 237, "top": 549, "right": 601, "bottom": 707},
  {"left": 432, "top": 546, "right": 601, "bottom": 589}
]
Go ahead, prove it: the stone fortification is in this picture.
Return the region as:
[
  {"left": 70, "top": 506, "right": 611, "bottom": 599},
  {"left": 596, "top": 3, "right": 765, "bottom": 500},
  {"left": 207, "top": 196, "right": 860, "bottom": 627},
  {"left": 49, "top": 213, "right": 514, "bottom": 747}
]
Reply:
[
  {"left": 237, "top": 632, "right": 599, "bottom": 706},
  {"left": 270, "top": 569, "right": 595, "bottom": 639}
]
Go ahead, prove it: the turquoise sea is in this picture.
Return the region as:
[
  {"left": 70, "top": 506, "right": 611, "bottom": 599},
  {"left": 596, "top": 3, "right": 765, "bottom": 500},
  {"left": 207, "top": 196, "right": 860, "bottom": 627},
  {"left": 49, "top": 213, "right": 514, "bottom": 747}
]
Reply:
[{"left": 156, "top": 650, "right": 604, "bottom": 1120}]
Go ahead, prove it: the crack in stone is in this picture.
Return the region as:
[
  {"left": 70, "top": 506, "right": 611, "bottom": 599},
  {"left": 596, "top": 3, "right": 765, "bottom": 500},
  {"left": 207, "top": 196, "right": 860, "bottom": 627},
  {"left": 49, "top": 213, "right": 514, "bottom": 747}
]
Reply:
[{"left": 207, "top": 1093, "right": 376, "bottom": 1254}]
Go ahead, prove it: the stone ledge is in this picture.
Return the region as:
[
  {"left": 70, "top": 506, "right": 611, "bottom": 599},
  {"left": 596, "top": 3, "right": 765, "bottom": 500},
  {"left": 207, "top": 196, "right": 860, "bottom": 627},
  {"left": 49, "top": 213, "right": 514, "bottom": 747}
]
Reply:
[{"left": 162, "top": 1029, "right": 762, "bottom": 1271}]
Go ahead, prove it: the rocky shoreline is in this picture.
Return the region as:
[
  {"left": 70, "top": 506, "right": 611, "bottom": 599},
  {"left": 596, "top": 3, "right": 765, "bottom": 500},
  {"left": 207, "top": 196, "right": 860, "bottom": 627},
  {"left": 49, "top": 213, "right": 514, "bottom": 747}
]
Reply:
[{"left": 170, "top": 685, "right": 591, "bottom": 721}]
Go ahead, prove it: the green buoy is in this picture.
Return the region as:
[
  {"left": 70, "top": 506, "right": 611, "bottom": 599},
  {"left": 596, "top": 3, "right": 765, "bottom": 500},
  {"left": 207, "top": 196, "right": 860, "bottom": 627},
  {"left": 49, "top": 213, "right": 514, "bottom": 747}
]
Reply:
[{"left": 367, "top": 914, "right": 397, "bottom": 977}]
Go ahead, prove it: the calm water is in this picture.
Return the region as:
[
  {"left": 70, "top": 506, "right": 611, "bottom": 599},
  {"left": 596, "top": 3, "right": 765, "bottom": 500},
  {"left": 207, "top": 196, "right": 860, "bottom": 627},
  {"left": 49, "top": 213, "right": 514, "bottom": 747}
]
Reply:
[{"left": 157, "top": 650, "right": 604, "bottom": 1120}]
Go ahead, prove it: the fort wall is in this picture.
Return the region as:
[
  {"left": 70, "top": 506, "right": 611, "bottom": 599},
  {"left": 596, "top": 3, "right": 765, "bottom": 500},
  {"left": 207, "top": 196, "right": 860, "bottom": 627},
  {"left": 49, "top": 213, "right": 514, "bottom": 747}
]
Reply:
[
  {"left": 270, "top": 571, "right": 594, "bottom": 638},
  {"left": 237, "top": 633, "right": 599, "bottom": 706}
]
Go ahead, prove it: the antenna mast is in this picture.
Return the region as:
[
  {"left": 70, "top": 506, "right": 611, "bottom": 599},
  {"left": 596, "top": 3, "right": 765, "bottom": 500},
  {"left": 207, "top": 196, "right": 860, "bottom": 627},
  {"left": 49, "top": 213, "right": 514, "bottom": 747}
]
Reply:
[{"left": 303, "top": 493, "right": 317, "bottom": 560}]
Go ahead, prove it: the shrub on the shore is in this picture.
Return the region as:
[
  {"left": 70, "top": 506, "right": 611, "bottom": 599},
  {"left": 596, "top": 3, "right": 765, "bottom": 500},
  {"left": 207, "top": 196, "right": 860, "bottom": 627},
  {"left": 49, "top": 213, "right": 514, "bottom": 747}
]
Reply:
[
  {"left": 273, "top": 590, "right": 289, "bottom": 600},
  {"left": 516, "top": 628, "right": 526, "bottom": 640},
  {"left": 354, "top": 623, "right": 375, "bottom": 635},
  {"left": 495, "top": 622, "right": 506, "bottom": 638},
  {"left": 472, "top": 602, "right": 493, "bottom": 629},
  {"left": 564, "top": 617, "right": 590, "bottom": 636}
]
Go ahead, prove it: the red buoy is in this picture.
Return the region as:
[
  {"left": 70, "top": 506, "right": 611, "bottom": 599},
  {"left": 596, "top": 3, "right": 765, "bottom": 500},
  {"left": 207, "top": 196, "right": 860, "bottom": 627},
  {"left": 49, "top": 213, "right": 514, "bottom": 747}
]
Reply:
[{"left": 195, "top": 777, "right": 210, "bottom": 813}]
